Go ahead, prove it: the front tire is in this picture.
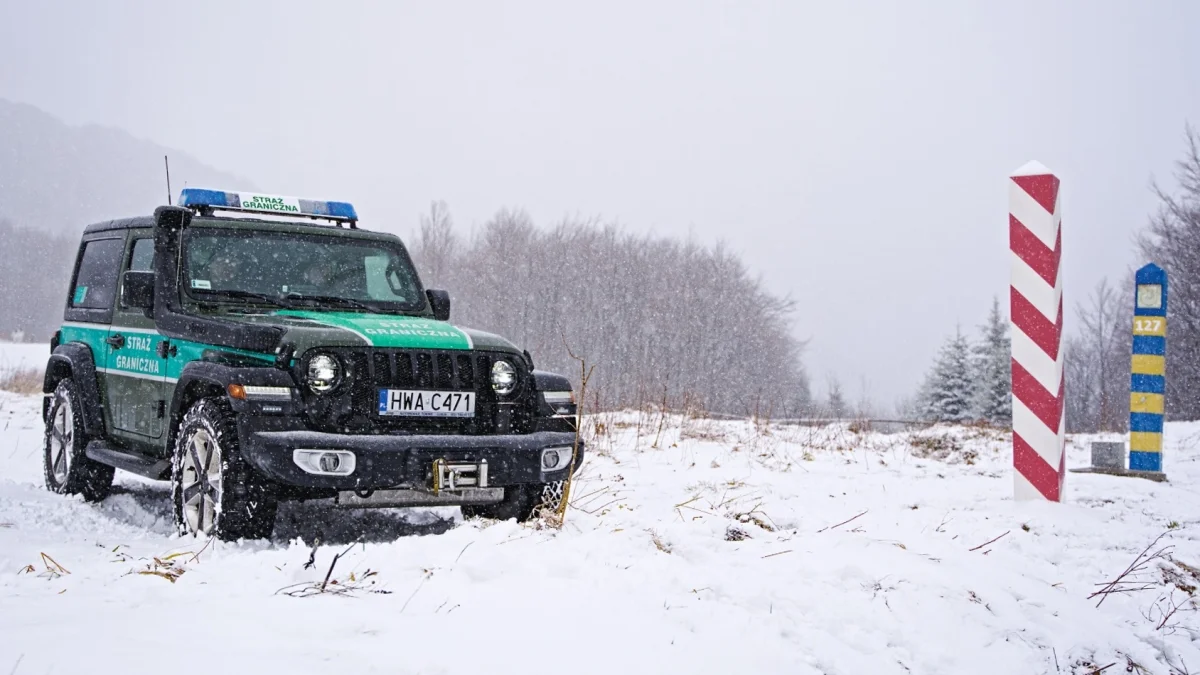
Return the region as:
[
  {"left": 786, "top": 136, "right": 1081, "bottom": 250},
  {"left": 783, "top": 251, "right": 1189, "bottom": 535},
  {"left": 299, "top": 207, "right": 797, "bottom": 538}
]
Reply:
[
  {"left": 461, "top": 480, "right": 565, "bottom": 522},
  {"left": 43, "top": 379, "right": 114, "bottom": 501},
  {"left": 171, "top": 398, "right": 277, "bottom": 541}
]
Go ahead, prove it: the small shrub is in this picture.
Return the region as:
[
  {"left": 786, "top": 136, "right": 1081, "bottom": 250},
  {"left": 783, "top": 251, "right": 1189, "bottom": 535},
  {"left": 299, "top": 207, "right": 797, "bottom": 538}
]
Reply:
[
  {"left": 0, "top": 367, "right": 42, "bottom": 395},
  {"left": 909, "top": 433, "right": 977, "bottom": 464},
  {"left": 724, "top": 526, "right": 750, "bottom": 542}
]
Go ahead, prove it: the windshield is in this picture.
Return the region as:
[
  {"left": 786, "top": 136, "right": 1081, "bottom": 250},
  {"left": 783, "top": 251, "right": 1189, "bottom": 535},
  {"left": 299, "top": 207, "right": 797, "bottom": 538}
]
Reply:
[{"left": 181, "top": 226, "right": 426, "bottom": 313}]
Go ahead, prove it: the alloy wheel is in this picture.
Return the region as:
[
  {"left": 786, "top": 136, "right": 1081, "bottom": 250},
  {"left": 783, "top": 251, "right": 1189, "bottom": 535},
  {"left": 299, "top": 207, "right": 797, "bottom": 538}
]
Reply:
[
  {"left": 48, "top": 392, "right": 74, "bottom": 485},
  {"left": 180, "top": 428, "right": 223, "bottom": 535}
]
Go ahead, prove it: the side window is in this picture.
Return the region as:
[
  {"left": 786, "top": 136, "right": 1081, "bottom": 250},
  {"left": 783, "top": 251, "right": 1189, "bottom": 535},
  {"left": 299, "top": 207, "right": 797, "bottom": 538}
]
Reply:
[
  {"left": 70, "top": 238, "right": 124, "bottom": 310},
  {"left": 129, "top": 238, "right": 154, "bottom": 271}
]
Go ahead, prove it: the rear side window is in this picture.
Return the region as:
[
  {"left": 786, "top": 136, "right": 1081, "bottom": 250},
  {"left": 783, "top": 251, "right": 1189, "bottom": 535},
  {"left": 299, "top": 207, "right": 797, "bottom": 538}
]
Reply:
[
  {"left": 70, "top": 238, "right": 124, "bottom": 310},
  {"left": 129, "top": 238, "right": 154, "bottom": 271}
]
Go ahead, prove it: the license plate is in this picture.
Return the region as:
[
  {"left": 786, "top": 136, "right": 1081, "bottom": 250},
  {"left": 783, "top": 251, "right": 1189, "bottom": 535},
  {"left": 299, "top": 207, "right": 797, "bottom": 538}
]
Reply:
[{"left": 377, "top": 389, "right": 475, "bottom": 417}]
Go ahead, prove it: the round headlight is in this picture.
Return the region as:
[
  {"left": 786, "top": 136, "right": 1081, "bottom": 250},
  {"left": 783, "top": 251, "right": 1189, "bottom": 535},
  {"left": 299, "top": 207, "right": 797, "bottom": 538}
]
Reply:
[
  {"left": 307, "top": 354, "right": 341, "bottom": 393},
  {"left": 491, "top": 359, "right": 517, "bottom": 396}
]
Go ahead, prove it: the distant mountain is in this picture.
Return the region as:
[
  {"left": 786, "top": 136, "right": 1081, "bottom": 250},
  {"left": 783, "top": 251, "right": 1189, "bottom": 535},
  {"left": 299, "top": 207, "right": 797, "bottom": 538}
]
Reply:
[
  {"left": 0, "top": 98, "right": 251, "bottom": 232},
  {"left": 0, "top": 99, "right": 254, "bottom": 341}
]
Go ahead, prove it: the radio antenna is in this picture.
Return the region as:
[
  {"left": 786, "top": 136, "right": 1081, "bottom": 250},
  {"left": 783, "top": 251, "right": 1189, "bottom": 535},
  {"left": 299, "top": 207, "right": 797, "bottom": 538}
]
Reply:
[{"left": 164, "top": 155, "right": 173, "bottom": 205}]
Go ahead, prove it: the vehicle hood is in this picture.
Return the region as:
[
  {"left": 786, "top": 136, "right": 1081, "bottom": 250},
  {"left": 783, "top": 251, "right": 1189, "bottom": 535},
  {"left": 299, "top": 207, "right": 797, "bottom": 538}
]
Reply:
[{"left": 219, "top": 310, "right": 521, "bottom": 355}]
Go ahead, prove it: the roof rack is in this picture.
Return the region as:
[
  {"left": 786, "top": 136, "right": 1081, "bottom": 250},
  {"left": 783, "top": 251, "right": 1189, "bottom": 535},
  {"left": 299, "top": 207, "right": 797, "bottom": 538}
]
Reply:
[{"left": 178, "top": 188, "right": 359, "bottom": 228}]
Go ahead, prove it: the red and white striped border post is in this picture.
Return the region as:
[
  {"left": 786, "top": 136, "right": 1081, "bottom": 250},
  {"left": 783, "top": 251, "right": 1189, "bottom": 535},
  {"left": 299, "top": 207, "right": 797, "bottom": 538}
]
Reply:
[{"left": 1009, "top": 161, "right": 1065, "bottom": 501}]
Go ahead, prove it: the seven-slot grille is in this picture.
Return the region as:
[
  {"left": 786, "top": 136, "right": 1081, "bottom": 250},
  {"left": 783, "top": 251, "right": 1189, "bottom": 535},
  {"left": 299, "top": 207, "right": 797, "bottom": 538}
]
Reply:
[
  {"left": 367, "top": 350, "right": 484, "bottom": 391},
  {"left": 304, "top": 348, "right": 527, "bottom": 435},
  {"left": 300, "top": 348, "right": 534, "bottom": 435}
]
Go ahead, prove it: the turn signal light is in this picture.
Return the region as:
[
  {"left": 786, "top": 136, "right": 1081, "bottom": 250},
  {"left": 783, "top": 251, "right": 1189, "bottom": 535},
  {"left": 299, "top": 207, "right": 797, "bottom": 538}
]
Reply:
[{"left": 227, "top": 384, "right": 293, "bottom": 401}]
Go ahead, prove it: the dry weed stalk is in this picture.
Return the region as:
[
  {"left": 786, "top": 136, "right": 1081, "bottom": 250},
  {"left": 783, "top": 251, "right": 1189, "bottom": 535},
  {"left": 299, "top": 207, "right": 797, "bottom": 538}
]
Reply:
[
  {"left": 569, "top": 482, "right": 628, "bottom": 516},
  {"left": 125, "top": 540, "right": 212, "bottom": 583},
  {"left": 19, "top": 552, "right": 71, "bottom": 579},
  {"left": 553, "top": 333, "right": 596, "bottom": 525},
  {"left": 276, "top": 542, "right": 387, "bottom": 598},
  {"left": 817, "top": 509, "right": 868, "bottom": 534},
  {"left": 651, "top": 382, "right": 669, "bottom": 449},
  {"left": 1089, "top": 532, "right": 1174, "bottom": 607},
  {"left": 732, "top": 501, "right": 777, "bottom": 532},
  {"left": 968, "top": 530, "right": 1011, "bottom": 552},
  {"left": 136, "top": 551, "right": 192, "bottom": 583},
  {"left": 1143, "top": 587, "right": 1197, "bottom": 633},
  {"left": 647, "top": 529, "right": 672, "bottom": 554}
]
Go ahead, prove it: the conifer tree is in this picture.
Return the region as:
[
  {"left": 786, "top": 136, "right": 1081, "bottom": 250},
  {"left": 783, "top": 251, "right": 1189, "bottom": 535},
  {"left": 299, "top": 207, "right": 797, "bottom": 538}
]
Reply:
[
  {"left": 921, "top": 327, "right": 974, "bottom": 423},
  {"left": 827, "top": 378, "right": 848, "bottom": 418},
  {"left": 972, "top": 297, "right": 1012, "bottom": 426}
]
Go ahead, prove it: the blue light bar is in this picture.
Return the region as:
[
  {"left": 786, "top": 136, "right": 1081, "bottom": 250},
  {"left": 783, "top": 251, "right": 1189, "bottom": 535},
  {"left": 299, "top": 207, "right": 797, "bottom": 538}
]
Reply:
[{"left": 178, "top": 188, "right": 358, "bottom": 223}]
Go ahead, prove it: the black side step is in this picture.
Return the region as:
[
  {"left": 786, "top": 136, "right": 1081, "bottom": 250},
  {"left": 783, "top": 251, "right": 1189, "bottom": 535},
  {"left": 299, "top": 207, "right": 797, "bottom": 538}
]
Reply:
[{"left": 86, "top": 441, "right": 171, "bottom": 480}]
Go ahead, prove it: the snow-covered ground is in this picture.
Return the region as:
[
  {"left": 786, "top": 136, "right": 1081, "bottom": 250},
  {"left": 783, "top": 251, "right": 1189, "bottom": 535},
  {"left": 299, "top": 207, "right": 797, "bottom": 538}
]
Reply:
[
  {"left": 0, "top": 342, "right": 49, "bottom": 373},
  {"left": 2, "top": 385, "right": 1200, "bottom": 674}
]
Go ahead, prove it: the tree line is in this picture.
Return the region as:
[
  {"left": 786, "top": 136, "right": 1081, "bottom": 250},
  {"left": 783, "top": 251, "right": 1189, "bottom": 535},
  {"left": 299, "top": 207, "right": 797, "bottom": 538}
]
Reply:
[
  {"left": 408, "top": 203, "right": 812, "bottom": 416},
  {"left": 0, "top": 219, "right": 76, "bottom": 341}
]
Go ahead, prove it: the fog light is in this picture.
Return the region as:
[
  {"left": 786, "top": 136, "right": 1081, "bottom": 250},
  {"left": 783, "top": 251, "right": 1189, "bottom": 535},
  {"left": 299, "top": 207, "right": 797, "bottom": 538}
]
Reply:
[
  {"left": 319, "top": 453, "right": 341, "bottom": 473},
  {"left": 293, "top": 449, "right": 356, "bottom": 476},
  {"left": 541, "top": 446, "right": 572, "bottom": 471}
]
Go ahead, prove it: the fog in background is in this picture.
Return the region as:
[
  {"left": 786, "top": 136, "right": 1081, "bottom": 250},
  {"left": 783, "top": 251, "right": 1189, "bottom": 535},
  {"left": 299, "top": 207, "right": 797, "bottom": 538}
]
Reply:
[{"left": 2, "top": 1, "right": 1197, "bottom": 407}]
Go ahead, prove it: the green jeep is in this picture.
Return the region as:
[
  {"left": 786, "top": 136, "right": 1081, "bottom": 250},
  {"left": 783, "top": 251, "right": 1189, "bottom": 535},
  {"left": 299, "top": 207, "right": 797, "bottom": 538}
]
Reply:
[{"left": 42, "top": 189, "right": 582, "bottom": 540}]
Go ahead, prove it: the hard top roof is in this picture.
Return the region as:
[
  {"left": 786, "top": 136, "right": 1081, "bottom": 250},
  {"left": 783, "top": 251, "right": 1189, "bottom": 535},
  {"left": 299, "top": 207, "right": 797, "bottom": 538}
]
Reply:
[
  {"left": 81, "top": 212, "right": 395, "bottom": 240},
  {"left": 82, "top": 216, "right": 156, "bottom": 235}
]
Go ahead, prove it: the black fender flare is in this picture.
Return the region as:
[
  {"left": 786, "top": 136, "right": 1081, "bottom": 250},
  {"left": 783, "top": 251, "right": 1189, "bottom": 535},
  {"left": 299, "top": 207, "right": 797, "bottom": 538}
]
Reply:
[
  {"left": 531, "top": 369, "right": 580, "bottom": 421},
  {"left": 169, "top": 360, "right": 298, "bottom": 430},
  {"left": 532, "top": 370, "right": 573, "bottom": 394},
  {"left": 43, "top": 342, "right": 106, "bottom": 437}
]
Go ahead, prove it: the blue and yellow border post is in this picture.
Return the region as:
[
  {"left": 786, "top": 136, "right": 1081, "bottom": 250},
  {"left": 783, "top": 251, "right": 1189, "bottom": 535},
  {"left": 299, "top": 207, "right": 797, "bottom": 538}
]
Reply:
[{"left": 1129, "top": 263, "right": 1168, "bottom": 473}]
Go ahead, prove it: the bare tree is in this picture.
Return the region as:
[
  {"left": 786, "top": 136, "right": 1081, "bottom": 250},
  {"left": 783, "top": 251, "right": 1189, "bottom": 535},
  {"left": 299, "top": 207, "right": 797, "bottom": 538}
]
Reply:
[
  {"left": 410, "top": 201, "right": 459, "bottom": 290},
  {"left": 406, "top": 207, "right": 811, "bottom": 415},
  {"left": 1138, "top": 125, "right": 1200, "bottom": 420},
  {"left": 1073, "top": 278, "right": 1129, "bottom": 432}
]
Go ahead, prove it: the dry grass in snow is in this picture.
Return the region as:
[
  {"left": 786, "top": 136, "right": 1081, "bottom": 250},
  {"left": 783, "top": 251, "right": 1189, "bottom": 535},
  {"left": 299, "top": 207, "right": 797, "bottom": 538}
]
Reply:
[{"left": 2, "top": 393, "right": 1200, "bottom": 674}]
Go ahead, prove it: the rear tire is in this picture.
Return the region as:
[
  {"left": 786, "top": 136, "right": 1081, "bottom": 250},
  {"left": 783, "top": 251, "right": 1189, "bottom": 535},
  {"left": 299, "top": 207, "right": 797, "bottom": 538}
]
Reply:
[
  {"left": 461, "top": 480, "right": 565, "bottom": 522},
  {"left": 43, "top": 379, "right": 114, "bottom": 502},
  {"left": 171, "top": 398, "right": 277, "bottom": 541}
]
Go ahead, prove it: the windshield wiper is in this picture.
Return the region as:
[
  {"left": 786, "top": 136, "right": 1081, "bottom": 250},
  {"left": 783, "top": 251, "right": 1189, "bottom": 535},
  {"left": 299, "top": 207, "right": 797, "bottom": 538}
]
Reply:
[
  {"left": 282, "top": 293, "right": 376, "bottom": 312},
  {"left": 198, "top": 289, "right": 299, "bottom": 308}
]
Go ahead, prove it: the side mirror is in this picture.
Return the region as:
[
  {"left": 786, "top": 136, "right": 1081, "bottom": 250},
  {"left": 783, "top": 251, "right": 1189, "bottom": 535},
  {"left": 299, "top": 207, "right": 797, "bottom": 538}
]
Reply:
[
  {"left": 121, "top": 270, "right": 155, "bottom": 314},
  {"left": 426, "top": 289, "right": 451, "bottom": 321}
]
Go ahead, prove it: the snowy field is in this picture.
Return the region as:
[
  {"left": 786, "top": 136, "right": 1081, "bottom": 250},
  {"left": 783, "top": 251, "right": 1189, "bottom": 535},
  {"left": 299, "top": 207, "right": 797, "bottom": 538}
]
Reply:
[
  {"left": 2, "top": 385, "right": 1200, "bottom": 674},
  {"left": 0, "top": 342, "right": 48, "bottom": 373}
]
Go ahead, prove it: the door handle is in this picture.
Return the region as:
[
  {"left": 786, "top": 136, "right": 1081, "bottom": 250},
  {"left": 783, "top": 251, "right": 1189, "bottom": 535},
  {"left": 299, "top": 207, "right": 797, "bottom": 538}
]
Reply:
[{"left": 106, "top": 334, "right": 125, "bottom": 349}]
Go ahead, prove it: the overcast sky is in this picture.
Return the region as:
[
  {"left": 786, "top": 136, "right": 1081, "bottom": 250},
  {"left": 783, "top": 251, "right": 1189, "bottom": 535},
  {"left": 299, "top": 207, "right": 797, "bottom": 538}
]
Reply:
[{"left": 2, "top": 1, "right": 1197, "bottom": 406}]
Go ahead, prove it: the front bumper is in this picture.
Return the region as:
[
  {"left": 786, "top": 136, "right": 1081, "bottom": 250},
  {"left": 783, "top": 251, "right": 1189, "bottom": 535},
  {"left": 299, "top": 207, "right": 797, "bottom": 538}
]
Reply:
[{"left": 237, "top": 416, "right": 584, "bottom": 491}]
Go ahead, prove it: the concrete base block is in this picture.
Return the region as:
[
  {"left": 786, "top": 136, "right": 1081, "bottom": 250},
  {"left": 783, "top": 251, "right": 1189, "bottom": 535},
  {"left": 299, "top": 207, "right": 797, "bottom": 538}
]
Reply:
[
  {"left": 1090, "top": 441, "right": 1125, "bottom": 470},
  {"left": 1069, "top": 466, "right": 1168, "bottom": 483}
]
